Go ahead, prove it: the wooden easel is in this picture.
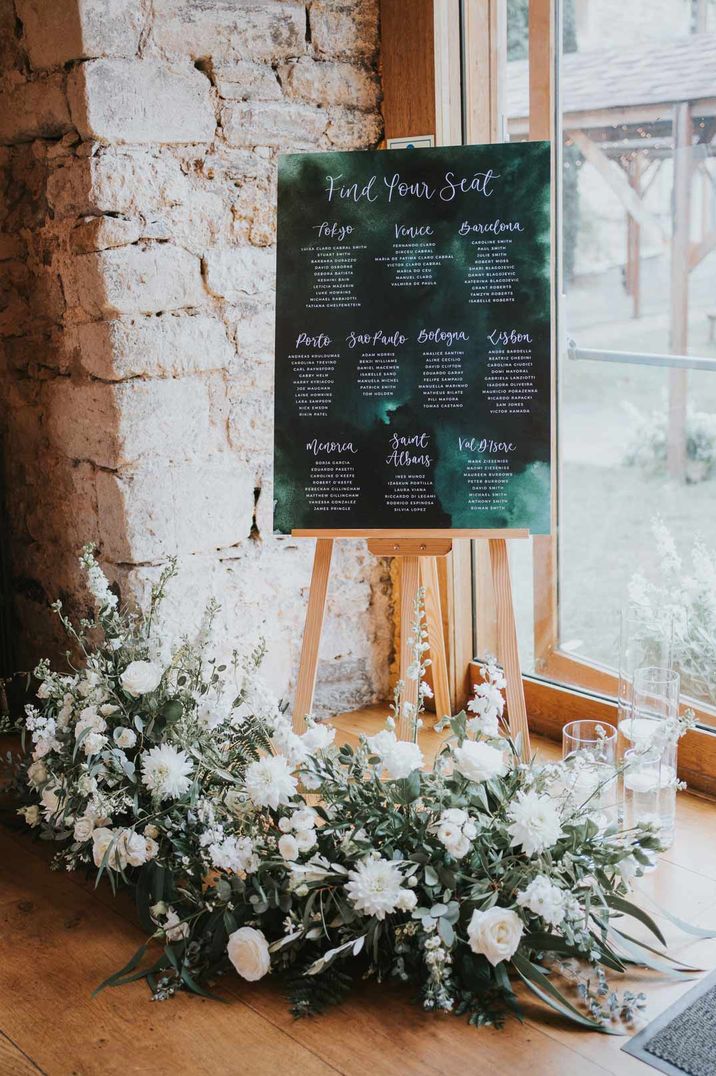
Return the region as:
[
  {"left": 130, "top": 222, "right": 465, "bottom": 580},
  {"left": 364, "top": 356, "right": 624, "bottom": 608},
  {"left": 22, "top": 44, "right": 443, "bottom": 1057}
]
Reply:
[{"left": 292, "top": 530, "right": 531, "bottom": 756}]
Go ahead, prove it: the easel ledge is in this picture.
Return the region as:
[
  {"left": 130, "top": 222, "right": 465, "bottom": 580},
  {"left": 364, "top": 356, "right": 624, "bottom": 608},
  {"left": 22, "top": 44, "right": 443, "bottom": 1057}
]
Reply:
[
  {"left": 291, "top": 528, "right": 533, "bottom": 757},
  {"left": 291, "top": 529, "right": 529, "bottom": 539}
]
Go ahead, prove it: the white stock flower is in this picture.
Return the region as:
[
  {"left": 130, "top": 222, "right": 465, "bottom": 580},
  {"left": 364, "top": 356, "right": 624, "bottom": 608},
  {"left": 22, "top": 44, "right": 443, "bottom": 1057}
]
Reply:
[
  {"left": 141, "top": 744, "right": 194, "bottom": 800},
  {"left": 435, "top": 807, "right": 476, "bottom": 860},
  {"left": 227, "top": 926, "right": 271, "bottom": 981},
  {"left": 36, "top": 681, "right": 52, "bottom": 699},
  {"left": 467, "top": 907, "right": 523, "bottom": 966},
  {"left": 278, "top": 833, "right": 300, "bottom": 861},
  {"left": 453, "top": 740, "right": 507, "bottom": 784},
  {"left": 271, "top": 725, "right": 308, "bottom": 767},
  {"left": 345, "top": 857, "right": 405, "bottom": 920},
  {"left": 209, "top": 835, "right": 258, "bottom": 876},
  {"left": 382, "top": 739, "right": 423, "bottom": 779},
  {"left": 396, "top": 888, "right": 418, "bottom": 911},
  {"left": 245, "top": 755, "right": 297, "bottom": 810},
  {"left": 120, "top": 660, "right": 163, "bottom": 698},
  {"left": 516, "top": 875, "right": 567, "bottom": 927},
  {"left": 113, "top": 727, "right": 137, "bottom": 750},
  {"left": 507, "top": 790, "right": 563, "bottom": 857}
]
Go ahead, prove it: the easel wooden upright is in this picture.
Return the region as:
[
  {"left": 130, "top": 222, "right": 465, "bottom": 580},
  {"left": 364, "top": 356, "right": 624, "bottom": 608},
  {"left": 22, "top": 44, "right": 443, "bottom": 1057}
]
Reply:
[{"left": 292, "top": 529, "right": 531, "bottom": 756}]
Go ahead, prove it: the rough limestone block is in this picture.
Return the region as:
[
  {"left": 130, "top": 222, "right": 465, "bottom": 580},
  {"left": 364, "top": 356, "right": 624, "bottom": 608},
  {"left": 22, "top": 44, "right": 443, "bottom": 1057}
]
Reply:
[
  {"left": 46, "top": 377, "right": 216, "bottom": 468},
  {"left": 48, "top": 149, "right": 189, "bottom": 219},
  {"left": 309, "top": 1, "right": 379, "bottom": 60},
  {"left": 232, "top": 299, "right": 275, "bottom": 362},
  {"left": 69, "top": 216, "right": 143, "bottom": 253},
  {"left": 16, "top": 0, "right": 144, "bottom": 70},
  {"left": 67, "top": 59, "right": 216, "bottom": 144},
  {"left": 215, "top": 62, "right": 282, "bottom": 101},
  {"left": 74, "top": 314, "right": 234, "bottom": 380},
  {"left": 278, "top": 58, "right": 380, "bottom": 109},
  {"left": 96, "top": 455, "right": 254, "bottom": 561},
  {"left": 152, "top": 1, "right": 306, "bottom": 63},
  {"left": 203, "top": 246, "right": 275, "bottom": 302},
  {"left": 323, "top": 107, "right": 383, "bottom": 150},
  {"left": 221, "top": 100, "right": 326, "bottom": 148},
  {"left": 62, "top": 245, "right": 205, "bottom": 317},
  {"left": 0, "top": 75, "right": 72, "bottom": 143}
]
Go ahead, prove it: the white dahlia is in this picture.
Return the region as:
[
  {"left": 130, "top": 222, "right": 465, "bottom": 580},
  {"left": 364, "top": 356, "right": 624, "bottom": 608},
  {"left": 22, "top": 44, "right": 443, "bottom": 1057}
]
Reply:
[
  {"left": 507, "top": 790, "right": 563, "bottom": 857},
  {"left": 345, "top": 856, "right": 406, "bottom": 920},
  {"left": 140, "top": 743, "right": 194, "bottom": 800},
  {"left": 244, "top": 755, "right": 297, "bottom": 810}
]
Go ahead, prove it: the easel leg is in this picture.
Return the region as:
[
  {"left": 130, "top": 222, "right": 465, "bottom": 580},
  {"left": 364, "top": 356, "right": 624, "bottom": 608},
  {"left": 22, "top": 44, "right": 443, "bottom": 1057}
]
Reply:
[
  {"left": 420, "top": 556, "right": 451, "bottom": 723},
  {"left": 488, "top": 538, "right": 531, "bottom": 756},
  {"left": 397, "top": 555, "right": 420, "bottom": 740},
  {"left": 293, "top": 538, "right": 334, "bottom": 733}
]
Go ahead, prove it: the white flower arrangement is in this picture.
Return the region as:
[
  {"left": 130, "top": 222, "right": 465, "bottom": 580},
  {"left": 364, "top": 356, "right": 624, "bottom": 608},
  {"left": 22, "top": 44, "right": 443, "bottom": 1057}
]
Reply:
[{"left": 13, "top": 548, "right": 701, "bottom": 1030}]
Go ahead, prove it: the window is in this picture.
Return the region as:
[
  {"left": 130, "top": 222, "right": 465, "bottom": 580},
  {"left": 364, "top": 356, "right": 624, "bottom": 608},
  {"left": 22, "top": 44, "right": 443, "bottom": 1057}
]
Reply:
[{"left": 469, "top": 0, "right": 716, "bottom": 789}]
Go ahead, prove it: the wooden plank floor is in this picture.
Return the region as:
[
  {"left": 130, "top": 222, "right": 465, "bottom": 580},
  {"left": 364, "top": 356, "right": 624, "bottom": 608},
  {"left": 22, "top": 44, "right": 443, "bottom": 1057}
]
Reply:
[{"left": 2, "top": 707, "right": 716, "bottom": 1075}]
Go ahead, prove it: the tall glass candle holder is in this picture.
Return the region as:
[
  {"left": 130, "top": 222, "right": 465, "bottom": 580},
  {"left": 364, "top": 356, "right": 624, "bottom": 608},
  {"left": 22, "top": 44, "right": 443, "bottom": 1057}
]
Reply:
[
  {"left": 562, "top": 720, "right": 619, "bottom": 827},
  {"left": 617, "top": 606, "right": 674, "bottom": 730},
  {"left": 623, "top": 746, "right": 662, "bottom": 835}
]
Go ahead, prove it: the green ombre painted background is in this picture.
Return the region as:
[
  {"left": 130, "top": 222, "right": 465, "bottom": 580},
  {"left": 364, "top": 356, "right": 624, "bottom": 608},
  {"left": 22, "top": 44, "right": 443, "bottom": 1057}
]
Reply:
[{"left": 273, "top": 142, "right": 551, "bottom": 534}]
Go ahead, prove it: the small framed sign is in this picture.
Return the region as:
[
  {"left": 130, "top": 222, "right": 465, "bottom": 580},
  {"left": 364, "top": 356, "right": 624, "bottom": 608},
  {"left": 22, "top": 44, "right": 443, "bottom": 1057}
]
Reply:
[{"left": 386, "top": 135, "right": 436, "bottom": 150}]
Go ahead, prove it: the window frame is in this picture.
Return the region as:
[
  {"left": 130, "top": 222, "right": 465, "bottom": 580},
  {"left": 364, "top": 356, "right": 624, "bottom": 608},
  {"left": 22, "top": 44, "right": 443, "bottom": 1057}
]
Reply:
[{"left": 473, "top": 0, "right": 716, "bottom": 794}]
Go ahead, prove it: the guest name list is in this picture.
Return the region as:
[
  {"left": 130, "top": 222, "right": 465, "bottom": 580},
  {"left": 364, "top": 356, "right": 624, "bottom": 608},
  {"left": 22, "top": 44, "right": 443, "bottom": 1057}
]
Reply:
[{"left": 273, "top": 142, "right": 551, "bottom": 534}]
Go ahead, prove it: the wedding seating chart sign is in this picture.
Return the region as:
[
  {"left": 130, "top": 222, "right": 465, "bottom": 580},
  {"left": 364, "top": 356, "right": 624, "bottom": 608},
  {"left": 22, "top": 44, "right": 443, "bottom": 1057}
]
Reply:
[{"left": 273, "top": 142, "right": 551, "bottom": 534}]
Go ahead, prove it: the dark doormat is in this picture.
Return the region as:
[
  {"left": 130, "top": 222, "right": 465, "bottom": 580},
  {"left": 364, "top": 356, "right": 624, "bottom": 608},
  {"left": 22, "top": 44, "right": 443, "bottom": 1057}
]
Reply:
[{"left": 622, "top": 969, "right": 716, "bottom": 1075}]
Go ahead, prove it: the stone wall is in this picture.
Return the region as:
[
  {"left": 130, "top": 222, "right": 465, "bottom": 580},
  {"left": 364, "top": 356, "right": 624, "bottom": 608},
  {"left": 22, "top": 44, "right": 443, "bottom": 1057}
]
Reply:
[{"left": 0, "top": 0, "right": 392, "bottom": 712}]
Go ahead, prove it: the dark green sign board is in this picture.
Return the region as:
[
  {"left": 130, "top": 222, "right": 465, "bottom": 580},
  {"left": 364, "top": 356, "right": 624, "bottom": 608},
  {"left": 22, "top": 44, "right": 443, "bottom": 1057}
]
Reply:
[{"left": 273, "top": 142, "right": 551, "bottom": 535}]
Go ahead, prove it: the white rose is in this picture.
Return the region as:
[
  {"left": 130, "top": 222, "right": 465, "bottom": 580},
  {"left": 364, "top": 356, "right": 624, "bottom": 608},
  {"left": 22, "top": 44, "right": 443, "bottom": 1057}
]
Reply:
[
  {"left": 278, "top": 833, "right": 299, "bottom": 861},
  {"left": 144, "top": 836, "right": 159, "bottom": 860},
  {"left": 467, "top": 906, "right": 523, "bottom": 966},
  {"left": 18, "top": 805, "right": 41, "bottom": 827},
  {"left": 27, "top": 759, "right": 47, "bottom": 786},
  {"left": 114, "top": 727, "right": 137, "bottom": 750},
  {"left": 92, "top": 827, "right": 126, "bottom": 871},
  {"left": 453, "top": 740, "right": 507, "bottom": 784},
  {"left": 73, "top": 814, "right": 96, "bottom": 842},
  {"left": 119, "top": 829, "right": 149, "bottom": 867},
  {"left": 83, "top": 732, "right": 107, "bottom": 757},
  {"left": 120, "top": 660, "right": 163, "bottom": 698},
  {"left": 382, "top": 740, "right": 424, "bottom": 780},
  {"left": 227, "top": 926, "right": 271, "bottom": 982},
  {"left": 294, "top": 828, "right": 317, "bottom": 852},
  {"left": 291, "top": 807, "right": 317, "bottom": 831}
]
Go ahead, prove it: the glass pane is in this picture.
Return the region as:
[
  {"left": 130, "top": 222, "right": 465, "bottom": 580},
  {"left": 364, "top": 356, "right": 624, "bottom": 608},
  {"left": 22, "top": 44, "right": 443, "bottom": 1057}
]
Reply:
[{"left": 478, "top": 1, "right": 716, "bottom": 720}]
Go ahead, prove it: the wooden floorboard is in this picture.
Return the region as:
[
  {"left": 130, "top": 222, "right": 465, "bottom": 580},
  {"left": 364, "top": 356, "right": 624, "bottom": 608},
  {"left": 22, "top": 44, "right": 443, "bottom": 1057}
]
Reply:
[{"left": 2, "top": 710, "right": 716, "bottom": 1075}]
